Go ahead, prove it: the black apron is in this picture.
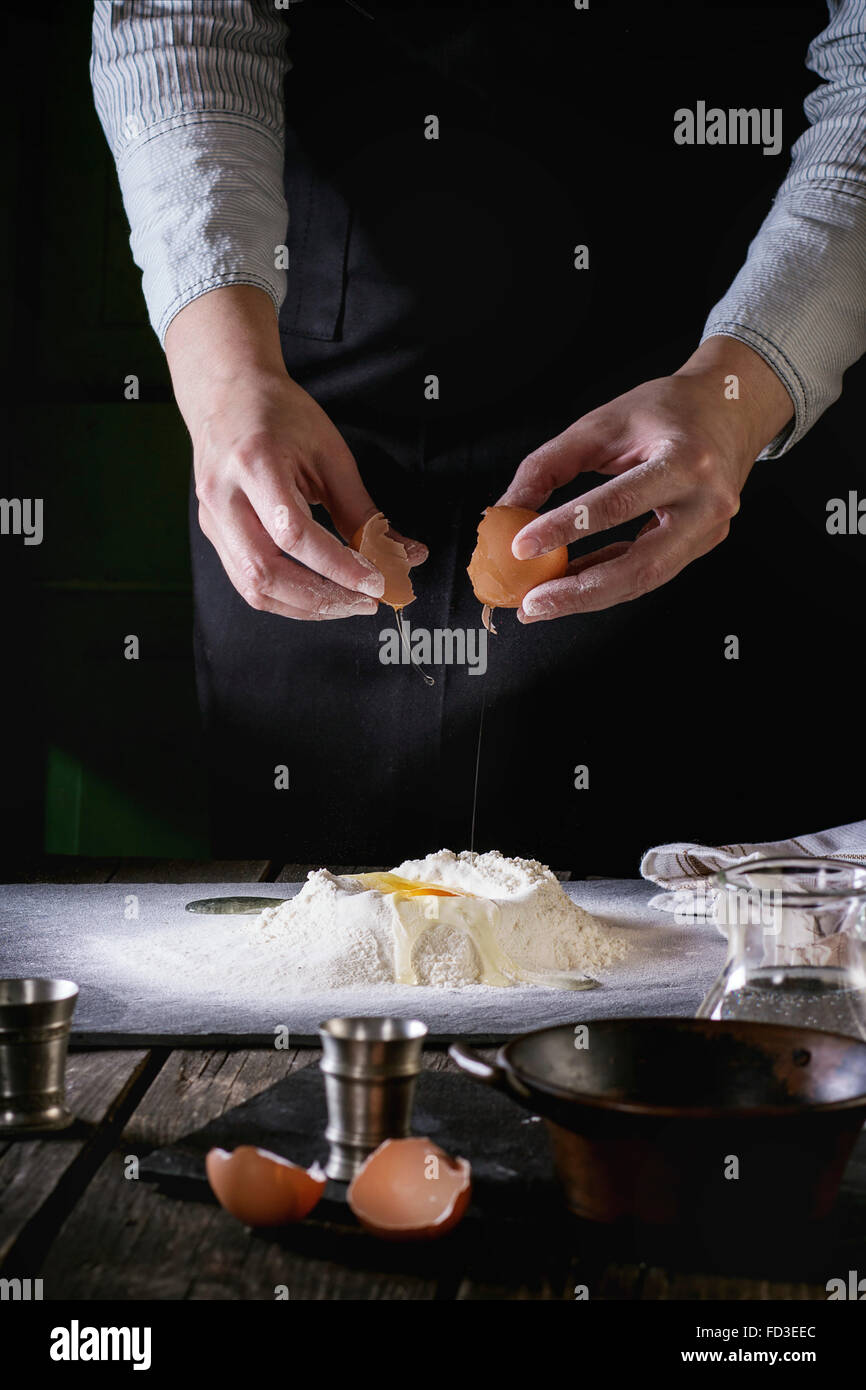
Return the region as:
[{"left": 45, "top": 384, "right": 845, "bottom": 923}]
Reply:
[{"left": 190, "top": 2, "right": 862, "bottom": 870}]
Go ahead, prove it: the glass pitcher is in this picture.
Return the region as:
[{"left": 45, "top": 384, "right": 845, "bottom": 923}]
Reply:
[{"left": 696, "top": 857, "right": 866, "bottom": 1039}]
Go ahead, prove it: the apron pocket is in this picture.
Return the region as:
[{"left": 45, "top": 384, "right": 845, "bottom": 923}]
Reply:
[{"left": 279, "top": 128, "right": 351, "bottom": 343}]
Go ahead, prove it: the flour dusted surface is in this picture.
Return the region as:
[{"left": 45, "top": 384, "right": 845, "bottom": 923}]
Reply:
[{"left": 17, "top": 877, "right": 719, "bottom": 1039}]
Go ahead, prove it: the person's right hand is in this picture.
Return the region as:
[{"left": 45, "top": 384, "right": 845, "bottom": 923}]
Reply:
[
  {"left": 192, "top": 370, "right": 428, "bottom": 620},
  {"left": 166, "top": 286, "right": 427, "bottom": 620}
]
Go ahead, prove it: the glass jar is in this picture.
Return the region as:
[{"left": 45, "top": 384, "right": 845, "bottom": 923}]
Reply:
[{"left": 696, "top": 857, "right": 866, "bottom": 1039}]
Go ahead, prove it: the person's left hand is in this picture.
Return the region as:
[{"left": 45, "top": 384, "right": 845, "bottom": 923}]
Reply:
[{"left": 497, "top": 337, "right": 793, "bottom": 621}]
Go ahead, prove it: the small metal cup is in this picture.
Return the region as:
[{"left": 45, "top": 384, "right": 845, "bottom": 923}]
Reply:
[
  {"left": 318, "top": 1016, "right": 428, "bottom": 1181},
  {"left": 0, "top": 978, "right": 79, "bottom": 1134}
]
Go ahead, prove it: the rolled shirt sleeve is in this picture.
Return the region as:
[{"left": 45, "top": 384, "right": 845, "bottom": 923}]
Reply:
[
  {"left": 702, "top": 0, "right": 866, "bottom": 457},
  {"left": 91, "top": 0, "right": 291, "bottom": 345}
]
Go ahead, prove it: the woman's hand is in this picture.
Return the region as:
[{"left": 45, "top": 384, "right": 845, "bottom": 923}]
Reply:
[
  {"left": 166, "top": 286, "right": 426, "bottom": 620},
  {"left": 499, "top": 337, "right": 794, "bottom": 621}
]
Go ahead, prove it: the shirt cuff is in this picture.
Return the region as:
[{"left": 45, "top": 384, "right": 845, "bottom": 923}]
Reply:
[
  {"left": 115, "top": 112, "right": 289, "bottom": 345},
  {"left": 698, "top": 324, "right": 801, "bottom": 460},
  {"left": 701, "top": 186, "right": 866, "bottom": 460}
]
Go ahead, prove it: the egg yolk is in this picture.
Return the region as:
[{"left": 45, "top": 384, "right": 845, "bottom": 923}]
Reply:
[{"left": 351, "top": 872, "right": 466, "bottom": 899}]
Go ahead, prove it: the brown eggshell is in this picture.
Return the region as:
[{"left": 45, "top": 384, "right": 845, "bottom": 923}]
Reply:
[
  {"left": 351, "top": 512, "right": 415, "bottom": 609},
  {"left": 467, "top": 506, "right": 568, "bottom": 626},
  {"left": 347, "top": 1137, "right": 472, "bottom": 1241},
  {"left": 206, "top": 1145, "right": 326, "bottom": 1227}
]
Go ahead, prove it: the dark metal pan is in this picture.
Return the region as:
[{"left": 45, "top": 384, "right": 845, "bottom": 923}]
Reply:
[{"left": 451, "top": 1018, "right": 866, "bottom": 1228}]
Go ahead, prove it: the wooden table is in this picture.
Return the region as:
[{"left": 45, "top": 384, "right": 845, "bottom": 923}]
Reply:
[{"left": 0, "top": 859, "right": 841, "bottom": 1301}]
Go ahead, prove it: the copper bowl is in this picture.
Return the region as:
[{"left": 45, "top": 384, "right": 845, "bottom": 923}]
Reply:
[{"left": 451, "top": 1018, "right": 866, "bottom": 1228}]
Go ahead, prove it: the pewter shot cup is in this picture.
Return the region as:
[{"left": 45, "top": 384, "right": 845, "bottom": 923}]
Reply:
[
  {"left": 318, "top": 1016, "right": 428, "bottom": 1181},
  {"left": 0, "top": 978, "right": 79, "bottom": 1133}
]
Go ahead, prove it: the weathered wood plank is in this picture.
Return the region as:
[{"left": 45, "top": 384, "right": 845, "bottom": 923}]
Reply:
[
  {"left": 274, "top": 864, "right": 389, "bottom": 882},
  {"left": 0, "top": 1050, "right": 150, "bottom": 1265},
  {"left": 457, "top": 1202, "right": 608, "bottom": 1302},
  {"left": 38, "top": 1046, "right": 438, "bottom": 1299},
  {"left": 455, "top": 1257, "right": 566, "bottom": 1301},
  {"left": 5, "top": 857, "right": 118, "bottom": 884},
  {"left": 593, "top": 1262, "right": 647, "bottom": 1299},
  {"left": 274, "top": 865, "right": 319, "bottom": 883},
  {"left": 3, "top": 858, "right": 275, "bottom": 886},
  {"left": 42, "top": 1176, "right": 440, "bottom": 1299},
  {"left": 120, "top": 1047, "right": 313, "bottom": 1149},
  {"left": 640, "top": 1268, "right": 825, "bottom": 1300},
  {"left": 108, "top": 860, "right": 273, "bottom": 883},
  {"left": 421, "top": 1046, "right": 494, "bottom": 1073}
]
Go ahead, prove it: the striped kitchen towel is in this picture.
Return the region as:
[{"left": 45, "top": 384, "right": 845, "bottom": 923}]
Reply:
[{"left": 640, "top": 820, "right": 866, "bottom": 919}]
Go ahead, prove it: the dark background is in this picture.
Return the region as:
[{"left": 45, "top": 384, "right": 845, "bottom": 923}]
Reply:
[{"left": 1, "top": 1, "right": 863, "bottom": 867}]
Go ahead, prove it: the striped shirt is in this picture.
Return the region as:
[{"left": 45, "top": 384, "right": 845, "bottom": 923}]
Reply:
[{"left": 91, "top": 1, "right": 866, "bottom": 457}]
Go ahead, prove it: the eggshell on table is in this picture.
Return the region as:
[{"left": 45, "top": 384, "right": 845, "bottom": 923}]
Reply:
[
  {"left": 347, "top": 1137, "right": 471, "bottom": 1241},
  {"left": 205, "top": 1145, "right": 326, "bottom": 1227}
]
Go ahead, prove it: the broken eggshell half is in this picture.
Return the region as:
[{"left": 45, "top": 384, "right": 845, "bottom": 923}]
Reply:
[
  {"left": 205, "top": 1145, "right": 327, "bottom": 1227},
  {"left": 351, "top": 512, "right": 415, "bottom": 610},
  {"left": 467, "top": 505, "right": 568, "bottom": 632},
  {"left": 347, "top": 1136, "right": 472, "bottom": 1241}
]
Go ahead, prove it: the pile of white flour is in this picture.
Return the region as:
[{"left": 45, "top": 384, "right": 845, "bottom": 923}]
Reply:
[
  {"left": 254, "top": 872, "right": 396, "bottom": 987},
  {"left": 252, "top": 850, "right": 625, "bottom": 989}
]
